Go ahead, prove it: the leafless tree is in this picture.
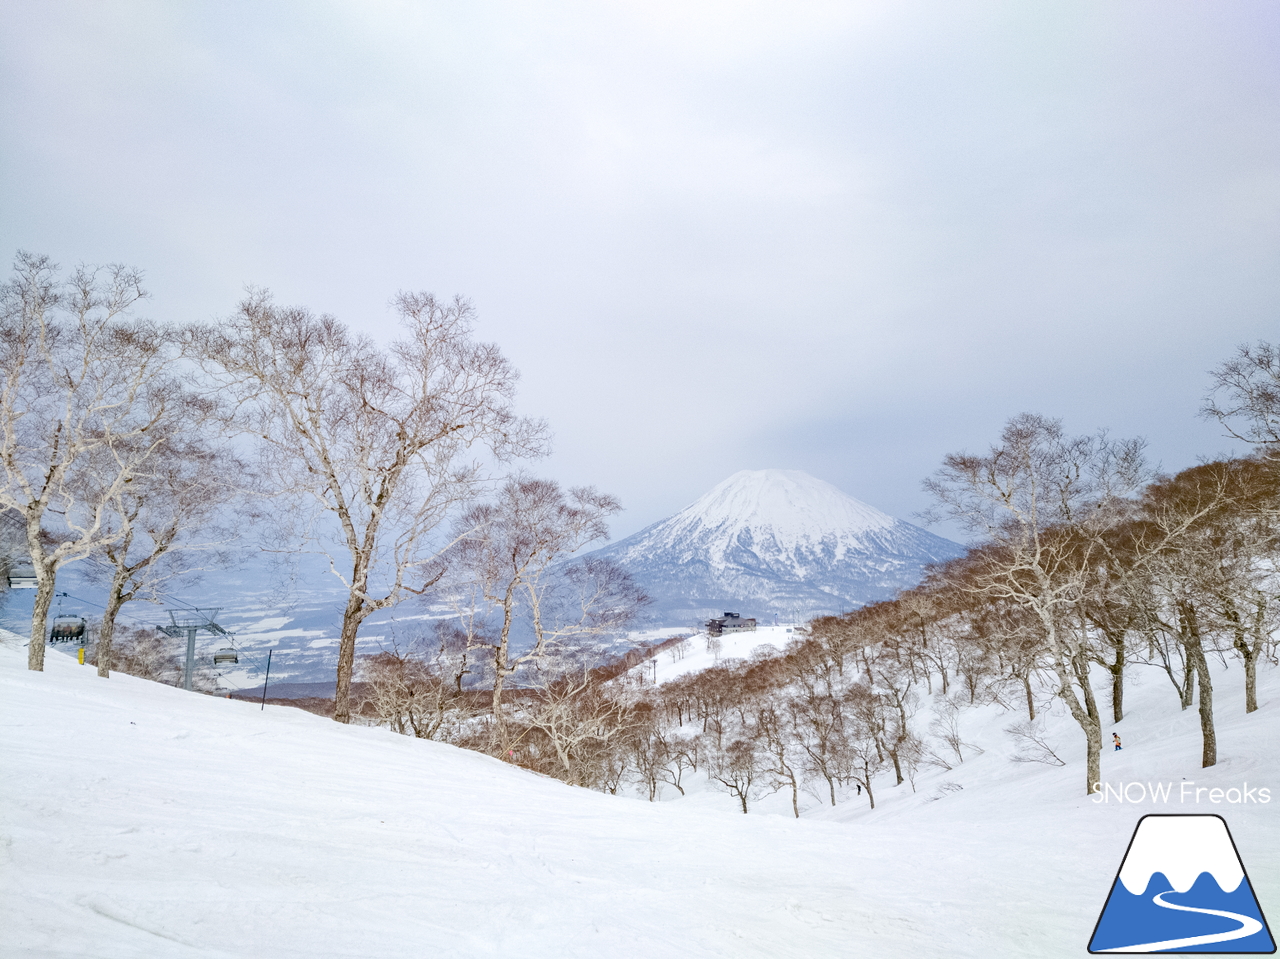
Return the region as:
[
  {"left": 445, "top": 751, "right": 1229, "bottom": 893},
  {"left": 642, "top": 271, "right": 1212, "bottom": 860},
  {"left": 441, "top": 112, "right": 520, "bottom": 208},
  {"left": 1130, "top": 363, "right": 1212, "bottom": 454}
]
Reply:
[
  {"left": 441, "top": 476, "right": 646, "bottom": 745},
  {"left": 84, "top": 434, "right": 246, "bottom": 678},
  {"left": 1203, "top": 341, "right": 1280, "bottom": 450},
  {"left": 1189, "top": 460, "right": 1280, "bottom": 714},
  {"left": 0, "top": 507, "right": 24, "bottom": 596},
  {"left": 358, "top": 624, "right": 476, "bottom": 741},
  {"left": 0, "top": 252, "right": 195, "bottom": 671},
  {"left": 1124, "top": 459, "right": 1278, "bottom": 764},
  {"left": 1077, "top": 553, "right": 1143, "bottom": 725},
  {"left": 756, "top": 701, "right": 802, "bottom": 817},
  {"left": 785, "top": 679, "right": 850, "bottom": 807},
  {"left": 923, "top": 413, "right": 1150, "bottom": 795},
  {"left": 962, "top": 590, "right": 1047, "bottom": 721},
  {"left": 597, "top": 748, "right": 631, "bottom": 795},
  {"left": 707, "top": 736, "right": 765, "bottom": 814},
  {"left": 191, "top": 290, "right": 546, "bottom": 722},
  {"left": 655, "top": 732, "right": 700, "bottom": 797},
  {"left": 627, "top": 706, "right": 667, "bottom": 800},
  {"left": 805, "top": 614, "right": 863, "bottom": 678},
  {"left": 518, "top": 661, "right": 636, "bottom": 787},
  {"left": 896, "top": 587, "right": 955, "bottom": 696},
  {"left": 865, "top": 648, "right": 922, "bottom": 786},
  {"left": 86, "top": 622, "right": 218, "bottom": 691},
  {"left": 929, "top": 695, "right": 975, "bottom": 766},
  {"left": 840, "top": 691, "right": 885, "bottom": 809},
  {"left": 1005, "top": 719, "right": 1068, "bottom": 766}
]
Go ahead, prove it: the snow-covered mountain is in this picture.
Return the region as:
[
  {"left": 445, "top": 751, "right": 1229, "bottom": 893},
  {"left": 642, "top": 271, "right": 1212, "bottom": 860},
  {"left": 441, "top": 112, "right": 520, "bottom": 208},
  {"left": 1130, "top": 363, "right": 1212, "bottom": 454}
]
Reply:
[{"left": 587, "top": 469, "right": 965, "bottom": 626}]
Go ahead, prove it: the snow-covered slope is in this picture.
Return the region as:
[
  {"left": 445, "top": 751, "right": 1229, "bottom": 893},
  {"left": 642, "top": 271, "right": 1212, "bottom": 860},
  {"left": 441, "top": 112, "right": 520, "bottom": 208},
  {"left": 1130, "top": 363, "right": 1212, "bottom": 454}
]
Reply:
[
  {"left": 590, "top": 470, "right": 964, "bottom": 625},
  {"left": 3, "top": 628, "right": 1278, "bottom": 957},
  {"left": 633, "top": 624, "right": 803, "bottom": 685}
]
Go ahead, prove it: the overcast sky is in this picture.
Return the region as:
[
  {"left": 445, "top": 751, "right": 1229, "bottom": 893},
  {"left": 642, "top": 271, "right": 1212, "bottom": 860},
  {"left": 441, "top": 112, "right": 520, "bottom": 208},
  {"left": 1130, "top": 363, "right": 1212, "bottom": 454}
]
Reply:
[{"left": 2, "top": 1, "right": 1277, "bottom": 541}]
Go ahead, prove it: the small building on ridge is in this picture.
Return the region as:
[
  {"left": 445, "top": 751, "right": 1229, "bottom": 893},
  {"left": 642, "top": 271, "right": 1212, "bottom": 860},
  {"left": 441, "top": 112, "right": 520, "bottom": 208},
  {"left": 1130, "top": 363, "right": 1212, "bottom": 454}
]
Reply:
[{"left": 706, "top": 612, "right": 757, "bottom": 637}]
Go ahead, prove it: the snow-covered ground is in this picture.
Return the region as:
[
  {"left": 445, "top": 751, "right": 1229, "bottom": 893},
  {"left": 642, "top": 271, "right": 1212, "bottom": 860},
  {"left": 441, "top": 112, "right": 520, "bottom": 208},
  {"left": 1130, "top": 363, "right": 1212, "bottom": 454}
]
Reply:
[
  {"left": 3, "top": 628, "right": 1277, "bottom": 958},
  {"left": 630, "top": 624, "right": 803, "bottom": 686}
]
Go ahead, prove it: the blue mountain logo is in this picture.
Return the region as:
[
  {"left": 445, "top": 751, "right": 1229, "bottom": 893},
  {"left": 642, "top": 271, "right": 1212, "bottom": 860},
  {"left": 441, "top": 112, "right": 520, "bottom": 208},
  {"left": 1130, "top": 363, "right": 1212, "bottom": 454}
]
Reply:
[{"left": 1089, "top": 814, "right": 1275, "bottom": 953}]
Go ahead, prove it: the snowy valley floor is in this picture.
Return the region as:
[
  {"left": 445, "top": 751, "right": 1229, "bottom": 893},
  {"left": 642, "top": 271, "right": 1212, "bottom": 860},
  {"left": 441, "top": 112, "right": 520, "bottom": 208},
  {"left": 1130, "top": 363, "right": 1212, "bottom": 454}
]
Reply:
[{"left": 2, "top": 632, "right": 1278, "bottom": 958}]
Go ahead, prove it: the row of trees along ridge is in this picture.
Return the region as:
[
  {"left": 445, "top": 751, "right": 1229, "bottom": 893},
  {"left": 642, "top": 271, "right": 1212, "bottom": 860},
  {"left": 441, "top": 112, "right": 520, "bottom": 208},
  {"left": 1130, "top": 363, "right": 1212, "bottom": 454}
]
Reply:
[{"left": 356, "top": 344, "right": 1277, "bottom": 802}]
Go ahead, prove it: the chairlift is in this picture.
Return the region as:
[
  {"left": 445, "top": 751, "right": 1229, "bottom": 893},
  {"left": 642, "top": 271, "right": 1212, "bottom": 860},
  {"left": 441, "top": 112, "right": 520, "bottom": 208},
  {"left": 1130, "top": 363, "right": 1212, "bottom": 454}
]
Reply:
[
  {"left": 212, "top": 647, "right": 239, "bottom": 666},
  {"left": 7, "top": 565, "right": 37, "bottom": 589},
  {"left": 49, "top": 616, "right": 86, "bottom": 644}
]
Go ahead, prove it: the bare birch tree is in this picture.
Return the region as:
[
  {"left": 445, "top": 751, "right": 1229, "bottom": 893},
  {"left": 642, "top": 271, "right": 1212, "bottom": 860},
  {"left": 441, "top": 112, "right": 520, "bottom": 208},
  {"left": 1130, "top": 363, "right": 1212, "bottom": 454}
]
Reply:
[
  {"left": 358, "top": 623, "right": 476, "bottom": 740},
  {"left": 923, "top": 413, "right": 1149, "bottom": 795},
  {"left": 83, "top": 430, "right": 245, "bottom": 678},
  {"left": 0, "top": 252, "right": 191, "bottom": 670},
  {"left": 518, "top": 661, "right": 636, "bottom": 787},
  {"left": 1203, "top": 341, "right": 1280, "bottom": 450},
  {"left": 756, "top": 701, "right": 802, "bottom": 817},
  {"left": 784, "top": 672, "right": 850, "bottom": 807},
  {"left": 1126, "top": 459, "right": 1279, "bottom": 762},
  {"left": 192, "top": 290, "right": 546, "bottom": 722},
  {"left": 708, "top": 736, "right": 765, "bottom": 814},
  {"left": 841, "top": 684, "right": 885, "bottom": 809},
  {"left": 442, "top": 476, "right": 647, "bottom": 745}
]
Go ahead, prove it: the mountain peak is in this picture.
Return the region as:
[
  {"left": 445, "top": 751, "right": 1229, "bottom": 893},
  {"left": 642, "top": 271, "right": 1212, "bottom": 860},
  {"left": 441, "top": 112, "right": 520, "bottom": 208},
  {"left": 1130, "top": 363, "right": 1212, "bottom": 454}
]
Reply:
[
  {"left": 679, "top": 469, "right": 896, "bottom": 540},
  {"left": 587, "top": 469, "right": 964, "bottom": 624}
]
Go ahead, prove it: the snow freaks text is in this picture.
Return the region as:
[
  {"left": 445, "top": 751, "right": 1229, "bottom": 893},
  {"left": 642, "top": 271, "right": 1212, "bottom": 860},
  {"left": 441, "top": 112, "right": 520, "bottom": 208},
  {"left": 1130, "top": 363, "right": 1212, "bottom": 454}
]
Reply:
[{"left": 1091, "top": 782, "right": 1272, "bottom": 804}]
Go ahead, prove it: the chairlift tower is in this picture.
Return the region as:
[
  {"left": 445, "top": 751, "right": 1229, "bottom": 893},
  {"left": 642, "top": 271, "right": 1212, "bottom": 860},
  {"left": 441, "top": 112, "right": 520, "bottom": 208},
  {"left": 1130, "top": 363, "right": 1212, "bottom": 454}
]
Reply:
[{"left": 157, "top": 609, "right": 228, "bottom": 691}]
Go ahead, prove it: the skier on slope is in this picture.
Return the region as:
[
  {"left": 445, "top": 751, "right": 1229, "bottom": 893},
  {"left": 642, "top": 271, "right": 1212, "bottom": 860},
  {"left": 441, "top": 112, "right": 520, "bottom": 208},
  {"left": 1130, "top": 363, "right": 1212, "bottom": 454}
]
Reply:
[{"left": 1113, "top": 733, "right": 1122, "bottom": 751}]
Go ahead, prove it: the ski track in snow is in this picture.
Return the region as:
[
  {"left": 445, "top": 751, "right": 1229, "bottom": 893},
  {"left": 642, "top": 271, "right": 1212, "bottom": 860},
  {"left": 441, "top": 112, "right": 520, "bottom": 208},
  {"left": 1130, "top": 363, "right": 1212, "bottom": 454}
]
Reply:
[{"left": 1097, "top": 891, "right": 1264, "bottom": 952}]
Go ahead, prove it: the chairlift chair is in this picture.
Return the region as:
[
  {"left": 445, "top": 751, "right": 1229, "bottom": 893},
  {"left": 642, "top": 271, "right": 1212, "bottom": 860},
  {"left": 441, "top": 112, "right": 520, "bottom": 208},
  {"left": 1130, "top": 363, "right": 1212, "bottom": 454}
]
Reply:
[
  {"left": 7, "top": 565, "right": 37, "bottom": 589},
  {"left": 49, "top": 616, "right": 86, "bottom": 644},
  {"left": 213, "top": 647, "right": 239, "bottom": 665}
]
